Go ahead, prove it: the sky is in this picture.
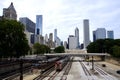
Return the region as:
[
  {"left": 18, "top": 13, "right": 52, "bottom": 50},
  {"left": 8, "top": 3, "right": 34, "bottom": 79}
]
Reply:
[{"left": 0, "top": 0, "right": 120, "bottom": 43}]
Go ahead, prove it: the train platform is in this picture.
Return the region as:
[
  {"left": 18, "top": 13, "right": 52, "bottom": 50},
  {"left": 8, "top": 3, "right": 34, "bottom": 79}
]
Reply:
[
  {"left": 66, "top": 57, "right": 119, "bottom": 80},
  {"left": 67, "top": 57, "right": 88, "bottom": 80}
]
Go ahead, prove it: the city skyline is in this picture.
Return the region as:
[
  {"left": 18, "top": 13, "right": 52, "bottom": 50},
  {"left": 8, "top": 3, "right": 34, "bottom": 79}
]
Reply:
[{"left": 0, "top": 0, "right": 120, "bottom": 43}]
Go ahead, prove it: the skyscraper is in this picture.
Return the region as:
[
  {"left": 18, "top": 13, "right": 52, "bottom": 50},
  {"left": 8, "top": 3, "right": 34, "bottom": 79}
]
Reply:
[
  {"left": 75, "top": 27, "right": 79, "bottom": 48},
  {"left": 3, "top": 2, "right": 17, "bottom": 20},
  {"left": 68, "top": 35, "right": 77, "bottom": 49},
  {"left": 93, "top": 31, "right": 96, "bottom": 42},
  {"left": 96, "top": 28, "right": 106, "bottom": 39},
  {"left": 54, "top": 29, "right": 61, "bottom": 47},
  {"left": 19, "top": 17, "right": 35, "bottom": 33},
  {"left": 36, "top": 15, "right": 43, "bottom": 35},
  {"left": 107, "top": 31, "right": 114, "bottom": 39},
  {"left": 54, "top": 29, "right": 57, "bottom": 42},
  {"left": 83, "top": 19, "right": 90, "bottom": 49}
]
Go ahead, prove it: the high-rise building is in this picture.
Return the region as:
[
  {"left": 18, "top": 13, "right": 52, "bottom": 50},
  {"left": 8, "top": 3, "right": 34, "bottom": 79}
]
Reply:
[
  {"left": 64, "top": 41, "right": 67, "bottom": 49},
  {"left": 93, "top": 31, "right": 96, "bottom": 42},
  {"left": 54, "top": 29, "right": 61, "bottom": 47},
  {"left": 83, "top": 19, "right": 90, "bottom": 49},
  {"left": 3, "top": 2, "right": 17, "bottom": 20},
  {"left": 36, "top": 15, "right": 43, "bottom": 35},
  {"left": 107, "top": 31, "right": 114, "bottom": 39},
  {"left": 68, "top": 35, "right": 77, "bottom": 49},
  {"left": 45, "top": 34, "right": 48, "bottom": 43},
  {"left": 54, "top": 29, "right": 57, "bottom": 42},
  {"left": 48, "top": 33, "right": 54, "bottom": 48},
  {"left": 75, "top": 27, "right": 79, "bottom": 48},
  {"left": 19, "top": 17, "right": 35, "bottom": 33},
  {"left": 96, "top": 28, "right": 106, "bottom": 40}
]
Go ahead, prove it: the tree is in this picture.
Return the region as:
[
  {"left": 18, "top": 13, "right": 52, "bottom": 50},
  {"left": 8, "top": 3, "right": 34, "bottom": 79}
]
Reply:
[
  {"left": 33, "top": 43, "right": 50, "bottom": 54},
  {"left": 54, "top": 46, "right": 65, "bottom": 53},
  {"left": 0, "top": 19, "right": 29, "bottom": 58},
  {"left": 87, "top": 39, "right": 120, "bottom": 58},
  {"left": 111, "top": 45, "right": 120, "bottom": 57}
]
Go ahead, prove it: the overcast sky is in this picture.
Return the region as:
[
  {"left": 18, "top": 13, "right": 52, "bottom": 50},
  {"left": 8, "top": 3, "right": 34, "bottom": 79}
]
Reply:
[{"left": 0, "top": 0, "right": 120, "bottom": 43}]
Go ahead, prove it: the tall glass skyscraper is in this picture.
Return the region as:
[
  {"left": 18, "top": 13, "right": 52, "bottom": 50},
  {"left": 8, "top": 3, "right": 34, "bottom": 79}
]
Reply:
[
  {"left": 96, "top": 28, "right": 106, "bottom": 39},
  {"left": 107, "top": 31, "right": 114, "bottom": 39},
  {"left": 36, "top": 15, "right": 43, "bottom": 35},
  {"left": 75, "top": 27, "right": 79, "bottom": 48},
  {"left": 83, "top": 19, "right": 90, "bottom": 49},
  {"left": 19, "top": 17, "right": 35, "bottom": 33}
]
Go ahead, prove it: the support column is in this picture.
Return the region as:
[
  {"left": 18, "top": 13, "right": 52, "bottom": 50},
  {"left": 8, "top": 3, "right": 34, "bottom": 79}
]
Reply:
[
  {"left": 20, "top": 59, "right": 23, "bottom": 80},
  {"left": 91, "top": 56, "right": 94, "bottom": 70}
]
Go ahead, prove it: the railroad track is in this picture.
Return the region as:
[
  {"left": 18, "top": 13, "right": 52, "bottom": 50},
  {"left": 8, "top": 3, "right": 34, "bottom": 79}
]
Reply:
[
  {"left": 2, "top": 66, "right": 32, "bottom": 80},
  {"left": 60, "top": 57, "right": 73, "bottom": 80},
  {"left": 47, "top": 57, "right": 73, "bottom": 80},
  {"left": 79, "top": 61, "right": 95, "bottom": 80},
  {"left": 94, "top": 64, "right": 117, "bottom": 80}
]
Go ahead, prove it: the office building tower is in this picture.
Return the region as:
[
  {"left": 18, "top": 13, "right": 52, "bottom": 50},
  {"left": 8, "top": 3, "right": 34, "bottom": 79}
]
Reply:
[
  {"left": 36, "top": 15, "right": 43, "bottom": 35},
  {"left": 35, "top": 35, "right": 44, "bottom": 44},
  {"left": 75, "top": 27, "right": 79, "bottom": 48},
  {"left": 96, "top": 28, "right": 106, "bottom": 39},
  {"left": 83, "top": 19, "right": 90, "bottom": 49},
  {"left": 93, "top": 31, "right": 96, "bottom": 42},
  {"left": 64, "top": 41, "right": 67, "bottom": 49},
  {"left": 68, "top": 35, "right": 77, "bottom": 49},
  {"left": 19, "top": 17, "right": 35, "bottom": 33},
  {"left": 45, "top": 34, "right": 48, "bottom": 43},
  {"left": 54, "top": 29, "right": 57, "bottom": 42},
  {"left": 107, "top": 31, "right": 114, "bottom": 39},
  {"left": 48, "top": 33, "right": 54, "bottom": 48},
  {"left": 3, "top": 2, "right": 17, "bottom": 20},
  {"left": 54, "top": 29, "right": 61, "bottom": 47}
]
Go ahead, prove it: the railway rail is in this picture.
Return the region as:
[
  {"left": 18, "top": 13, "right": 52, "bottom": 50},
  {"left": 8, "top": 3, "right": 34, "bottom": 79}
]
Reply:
[
  {"left": 79, "top": 61, "right": 95, "bottom": 80},
  {"left": 94, "top": 64, "right": 117, "bottom": 80}
]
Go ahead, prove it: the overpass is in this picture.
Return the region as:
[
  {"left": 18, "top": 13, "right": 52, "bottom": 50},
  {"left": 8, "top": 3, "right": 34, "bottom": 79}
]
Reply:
[{"left": 44, "top": 53, "right": 108, "bottom": 70}]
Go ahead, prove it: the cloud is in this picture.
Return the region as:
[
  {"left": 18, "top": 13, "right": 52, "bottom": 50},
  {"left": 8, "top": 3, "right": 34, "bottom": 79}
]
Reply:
[{"left": 0, "top": 0, "right": 120, "bottom": 43}]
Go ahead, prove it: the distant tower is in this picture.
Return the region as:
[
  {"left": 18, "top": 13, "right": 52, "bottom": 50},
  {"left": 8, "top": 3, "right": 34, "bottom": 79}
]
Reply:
[
  {"left": 93, "top": 31, "right": 96, "bottom": 42},
  {"left": 75, "top": 27, "right": 79, "bottom": 48},
  {"left": 54, "top": 29, "right": 61, "bottom": 47},
  {"left": 107, "top": 31, "right": 114, "bottom": 39},
  {"left": 96, "top": 28, "right": 106, "bottom": 39},
  {"left": 45, "top": 34, "right": 48, "bottom": 43},
  {"left": 3, "top": 2, "right": 17, "bottom": 20},
  {"left": 54, "top": 29, "right": 57, "bottom": 42},
  {"left": 68, "top": 35, "right": 77, "bottom": 49},
  {"left": 36, "top": 15, "right": 43, "bottom": 35},
  {"left": 83, "top": 19, "right": 90, "bottom": 49},
  {"left": 19, "top": 17, "right": 35, "bottom": 33}
]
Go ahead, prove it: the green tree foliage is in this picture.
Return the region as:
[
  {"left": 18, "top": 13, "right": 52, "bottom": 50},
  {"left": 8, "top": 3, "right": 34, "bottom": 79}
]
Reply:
[
  {"left": 87, "top": 39, "right": 120, "bottom": 58},
  {"left": 0, "top": 19, "right": 29, "bottom": 58},
  {"left": 111, "top": 45, "right": 120, "bottom": 57},
  {"left": 33, "top": 43, "right": 50, "bottom": 54},
  {"left": 54, "top": 46, "right": 65, "bottom": 53}
]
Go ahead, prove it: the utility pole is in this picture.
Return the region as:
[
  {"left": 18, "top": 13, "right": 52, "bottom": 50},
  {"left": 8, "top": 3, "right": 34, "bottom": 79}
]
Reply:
[{"left": 20, "top": 59, "right": 23, "bottom": 80}]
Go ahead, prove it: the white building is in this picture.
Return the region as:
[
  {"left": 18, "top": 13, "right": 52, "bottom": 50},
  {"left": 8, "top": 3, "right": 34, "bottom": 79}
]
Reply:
[
  {"left": 24, "top": 31, "right": 34, "bottom": 47},
  {"left": 64, "top": 41, "right": 67, "bottom": 49},
  {"left": 35, "top": 35, "right": 44, "bottom": 44},
  {"left": 68, "top": 35, "right": 77, "bottom": 49},
  {"left": 83, "top": 19, "right": 90, "bottom": 49}
]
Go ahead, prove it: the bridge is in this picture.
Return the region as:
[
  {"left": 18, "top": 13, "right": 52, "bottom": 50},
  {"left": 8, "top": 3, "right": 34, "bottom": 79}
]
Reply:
[{"left": 44, "top": 53, "right": 108, "bottom": 70}]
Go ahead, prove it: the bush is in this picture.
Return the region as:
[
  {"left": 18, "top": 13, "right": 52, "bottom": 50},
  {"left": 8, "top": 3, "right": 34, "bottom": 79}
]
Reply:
[{"left": 54, "top": 46, "right": 65, "bottom": 53}]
